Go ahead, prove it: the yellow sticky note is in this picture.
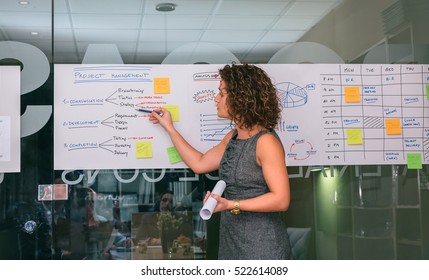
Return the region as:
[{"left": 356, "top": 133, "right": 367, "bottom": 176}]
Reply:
[
  {"left": 167, "top": 146, "right": 182, "bottom": 164},
  {"left": 385, "top": 119, "right": 402, "bottom": 135},
  {"left": 136, "top": 142, "right": 152, "bottom": 158},
  {"left": 346, "top": 129, "right": 363, "bottom": 145},
  {"left": 407, "top": 153, "right": 422, "bottom": 169},
  {"left": 344, "top": 86, "right": 361, "bottom": 103},
  {"left": 154, "top": 77, "right": 170, "bottom": 94},
  {"left": 163, "top": 105, "right": 180, "bottom": 122}
]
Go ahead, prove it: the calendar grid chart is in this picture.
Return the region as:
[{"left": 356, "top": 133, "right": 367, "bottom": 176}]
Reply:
[
  {"left": 424, "top": 66, "right": 429, "bottom": 163},
  {"left": 339, "top": 64, "right": 367, "bottom": 163},
  {"left": 359, "top": 65, "right": 386, "bottom": 163},
  {"left": 321, "top": 65, "right": 346, "bottom": 164},
  {"left": 400, "top": 65, "right": 429, "bottom": 165},
  {"left": 381, "top": 65, "right": 404, "bottom": 164}
]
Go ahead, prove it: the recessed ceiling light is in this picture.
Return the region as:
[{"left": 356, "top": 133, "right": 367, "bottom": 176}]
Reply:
[
  {"left": 156, "top": 3, "right": 176, "bottom": 12},
  {"left": 19, "top": 1, "right": 30, "bottom": 5},
  {"left": 30, "top": 31, "right": 39, "bottom": 35}
]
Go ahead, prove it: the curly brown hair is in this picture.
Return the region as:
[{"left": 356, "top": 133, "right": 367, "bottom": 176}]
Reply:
[{"left": 219, "top": 64, "right": 281, "bottom": 130}]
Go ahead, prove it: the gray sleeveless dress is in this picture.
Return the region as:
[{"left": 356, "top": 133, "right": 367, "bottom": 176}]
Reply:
[{"left": 218, "top": 129, "right": 291, "bottom": 260}]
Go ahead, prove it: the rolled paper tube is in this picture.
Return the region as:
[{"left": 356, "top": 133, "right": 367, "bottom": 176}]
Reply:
[{"left": 199, "top": 180, "right": 226, "bottom": 220}]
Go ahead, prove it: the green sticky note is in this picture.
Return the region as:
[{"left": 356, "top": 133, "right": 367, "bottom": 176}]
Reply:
[
  {"left": 167, "top": 146, "right": 182, "bottom": 164},
  {"left": 407, "top": 153, "right": 422, "bottom": 169},
  {"left": 426, "top": 84, "right": 429, "bottom": 100},
  {"left": 346, "top": 129, "right": 363, "bottom": 145}
]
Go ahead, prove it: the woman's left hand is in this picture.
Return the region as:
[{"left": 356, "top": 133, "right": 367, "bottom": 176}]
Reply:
[{"left": 204, "top": 192, "right": 231, "bottom": 213}]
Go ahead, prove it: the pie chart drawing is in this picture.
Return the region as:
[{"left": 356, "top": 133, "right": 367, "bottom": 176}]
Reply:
[{"left": 276, "top": 82, "right": 313, "bottom": 108}]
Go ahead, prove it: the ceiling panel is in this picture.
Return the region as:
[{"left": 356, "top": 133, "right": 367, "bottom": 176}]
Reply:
[
  {"left": 286, "top": 1, "right": 337, "bottom": 16},
  {"left": 52, "top": 28, "right": 74, "bottom": 41},
  {"left": 165, "top": 15, "right": 209, "bottom": 29},
  {"left": 140, "top": 15, "right": 166, "bottom": 29},
  {"left": 55, "top": 41, "right": 78, "bottom": 52},
  {"left": 144, "top": 0, "right": 218, "bottom": 15},
  {"left": 74, "top": 29, "right": 139, "bottom": 41},
  {"left": 137, "top": 42, "right": 166, "bottom": 53},
  {"left": 71, "top": 14, "right": 141, "bottom": 29},
  {"left": 4, "top": 27, "right": 52, "bottom": 40},
  {"left": 273, "top": 15, "right": 318, "bottom": 30},
  {"left": 261, "top": 30, "right": 305, "bottom": 43},
  {"left": 0, "top": 0, "right": 344, "bottom": 64},
  {"left": 139, "top": 30, "right": 168, "bottom": 42},
  {"left": 0, "top": 12, "right": 51, "bottom": 27},
  {"left": 112, "top": 42, "right": 139, "bottom": 53},
  {"left": 68, "top": 0, "right": 143, "bottom": 14},
  {"left": 202, "top": 30, "right": 265, "bottom": 42},
  {"left": 207, "top": 15, "right": 276, "bottom": 30},
  {"left": 0, "top": 0, "right": 50, "bottom": 12},
  {"left": 167, "top": 30, "right": 203, "bottom": 41},
  {"left": 54, "top": 14, "right": 73, "bottom": 29},
  {"left": 217, "top": 1, "right": 291, "bottom": 15},
  {"left": 54, "top": 0, "right": 69, "bottom": 13}
]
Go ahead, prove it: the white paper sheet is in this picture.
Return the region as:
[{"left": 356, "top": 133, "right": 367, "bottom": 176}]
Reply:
[
  {"left": 0, "top": 116, "right": 11, "bottom": 162},
  {"left": 200, "top": 180, "right": 226, "bottom": 220}
]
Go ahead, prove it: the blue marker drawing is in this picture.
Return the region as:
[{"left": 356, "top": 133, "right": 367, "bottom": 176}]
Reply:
[
  {"left": 275, "top": 82, "right": 315, "bottom": 109},
  {"left": 136, "top": 108, "right": 163, "bottom": 116},
  {"left": 200, "top": 113, "right": 234, "bottom": 142}
]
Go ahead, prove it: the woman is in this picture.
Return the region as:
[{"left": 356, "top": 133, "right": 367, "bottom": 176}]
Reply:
[
  {"left": 149, "top": 64, "right": 291, "bottom": 259},
  {"left": 154, "top": 190, "right": 174, "bottom": 212}
]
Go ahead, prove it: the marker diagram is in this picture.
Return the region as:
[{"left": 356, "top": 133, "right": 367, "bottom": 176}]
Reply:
[
  {"left": 274, "top": 79, "right": 319, "bottom": 164},
  {"left": 199, "top": 113, "right": 233, "bottom": 142},
  {"left": 54, "top": 64, "right": 188, "bottom": 170},
  {"left": 287, "top": 139, "right": 317, "bottom": 161},
  {"left": 275, "top": 82, "right": 315, "bottom": 108},
  {"left": 59, "top": 86, "right": 157, "bottom": 160}
]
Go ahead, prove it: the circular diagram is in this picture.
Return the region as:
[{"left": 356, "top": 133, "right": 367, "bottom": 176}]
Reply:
[{"left": 276, "top": 82, "right": 308, "bottom": 108}]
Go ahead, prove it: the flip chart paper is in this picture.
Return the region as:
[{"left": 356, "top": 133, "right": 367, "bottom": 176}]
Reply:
[
  {"left": 200, "top": 180, "right": 226, "bottom": 220},
  {"left": 54, "top": 64, "right": 429, "bottom": 169},
  {"left": 0, "top": 116, "right": 11, "bottom": 161},
  {"left": 0, "top": 66, "right": 20, "bottom": 172}
]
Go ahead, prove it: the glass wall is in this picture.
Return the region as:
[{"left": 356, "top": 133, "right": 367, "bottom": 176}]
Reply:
[{"left": 0, "top": 0, "right": 428, "bottom": 260}]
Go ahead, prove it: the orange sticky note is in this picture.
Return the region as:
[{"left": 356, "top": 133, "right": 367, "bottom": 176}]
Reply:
[
  {"left": 154, "top": 77, "right": 170, "bottom": 94},
  {"left": 385, "top": 119, "right": 402, "bottom": 135},
  {"left": 344, "top": 86, "right": 361, "bottom": 103}
]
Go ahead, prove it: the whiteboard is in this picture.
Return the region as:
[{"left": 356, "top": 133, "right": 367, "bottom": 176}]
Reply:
[
  {"left": 54, "top": 64, "right": 429, "bottom": 170},
  {"left": 0, "top": 66, "right": 21, "bottom": 172}
]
